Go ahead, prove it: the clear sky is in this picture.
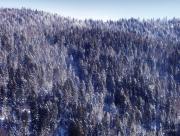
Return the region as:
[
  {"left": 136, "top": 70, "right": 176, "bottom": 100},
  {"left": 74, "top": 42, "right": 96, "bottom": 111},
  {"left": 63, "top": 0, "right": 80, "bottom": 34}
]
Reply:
[{"left": 0, "top": 0, "right": 179, "bottom": 20}]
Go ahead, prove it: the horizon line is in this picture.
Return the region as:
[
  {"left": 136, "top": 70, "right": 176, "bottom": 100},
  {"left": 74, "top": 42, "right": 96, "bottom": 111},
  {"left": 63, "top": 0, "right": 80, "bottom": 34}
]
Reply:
[{"left": 0, "top": 7, "right": 179, "bottom": 22}]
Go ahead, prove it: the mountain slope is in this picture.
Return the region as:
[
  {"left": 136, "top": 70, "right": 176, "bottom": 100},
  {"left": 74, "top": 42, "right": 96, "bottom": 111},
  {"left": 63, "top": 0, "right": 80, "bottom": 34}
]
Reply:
[{"left": 0, "top": 8, "right": 179, "bottom": 136}]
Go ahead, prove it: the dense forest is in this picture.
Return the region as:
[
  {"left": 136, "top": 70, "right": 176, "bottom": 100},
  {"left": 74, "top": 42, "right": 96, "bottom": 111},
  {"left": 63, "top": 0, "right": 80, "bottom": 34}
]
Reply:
[{"left": 0, "top": 8, "right": 179, "bottom": 136}]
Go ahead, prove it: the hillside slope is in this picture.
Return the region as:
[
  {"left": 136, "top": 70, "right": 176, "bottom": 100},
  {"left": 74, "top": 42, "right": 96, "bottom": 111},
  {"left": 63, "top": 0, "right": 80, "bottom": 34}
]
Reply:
[{"left": 0, "top": 8, "right": 179, "bottom": 136}]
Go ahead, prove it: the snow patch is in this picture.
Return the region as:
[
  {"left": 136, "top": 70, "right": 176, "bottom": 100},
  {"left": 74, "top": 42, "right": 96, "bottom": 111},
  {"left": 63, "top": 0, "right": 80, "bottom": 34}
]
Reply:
[{"left": 0, "top": 115, "right": 5, "bottom": 121}]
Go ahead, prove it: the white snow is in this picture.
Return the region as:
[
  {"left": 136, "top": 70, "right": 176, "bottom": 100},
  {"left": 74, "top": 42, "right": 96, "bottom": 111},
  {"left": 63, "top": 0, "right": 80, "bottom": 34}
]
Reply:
[
  {"left": 0, "top": 115, "right": 5, "bottom": 121},
  {"left": 22, "top": 108, "right": 31, "bottom": 114},
  {"left": 149, "top": 84, "right": 155, "bottom": 90},
  {"left": 178, "top": 115, "right": 180, "bottom": 120}
]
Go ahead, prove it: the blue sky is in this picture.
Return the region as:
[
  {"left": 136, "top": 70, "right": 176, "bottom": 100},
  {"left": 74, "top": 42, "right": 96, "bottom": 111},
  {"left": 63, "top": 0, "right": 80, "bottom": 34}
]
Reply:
[{"left": 0, "top": 0, "right": 179, "bottom": 20}]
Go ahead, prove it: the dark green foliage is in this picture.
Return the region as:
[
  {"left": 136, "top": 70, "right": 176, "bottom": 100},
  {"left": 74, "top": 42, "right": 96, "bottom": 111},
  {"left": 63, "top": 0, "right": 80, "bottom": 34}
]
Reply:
[{"left": 68, "top": 122, "right": 84, "bottom": 136}]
